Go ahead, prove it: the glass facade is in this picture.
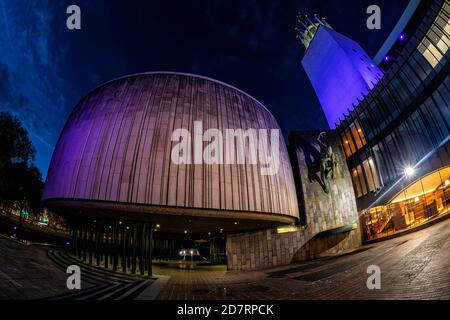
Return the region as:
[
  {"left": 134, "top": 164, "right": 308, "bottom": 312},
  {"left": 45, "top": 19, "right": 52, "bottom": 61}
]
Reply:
[
  {"left": 362, "top": 166, "right": 450, "bottom": 241},
  {"left": 337, "top": 0, "right": 449, "bottom": 202},
  {"left": 351, "top": 157, "right": 382, "bottom": 198},
  {"left": 418, "top": 5, "right": 450, "bottom": 67}
]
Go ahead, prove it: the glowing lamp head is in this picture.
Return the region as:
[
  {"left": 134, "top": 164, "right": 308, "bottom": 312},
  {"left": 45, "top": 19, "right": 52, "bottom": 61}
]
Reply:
[
  {"left": 399, "top": 34, "right": 405, "bottom": 41},
  {"left": 404, "top": 167, "right": 415, "bottom": 177}
]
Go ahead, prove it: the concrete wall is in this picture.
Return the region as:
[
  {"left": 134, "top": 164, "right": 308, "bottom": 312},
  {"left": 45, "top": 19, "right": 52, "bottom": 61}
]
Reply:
[
  {"left": 301, "top": 26, "right": 383, "bottom": 129},
  {"left": 226, "top": 131, "right": 361, "bottom": 271}
]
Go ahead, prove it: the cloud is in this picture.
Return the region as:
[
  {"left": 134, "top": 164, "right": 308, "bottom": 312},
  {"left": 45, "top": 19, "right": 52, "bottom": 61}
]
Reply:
[
  {"left": 0, "top": 62, "right": 12, "bottom": 101},
  {"left": 0, "top": 0, "right": 68, "bottom": 176}
]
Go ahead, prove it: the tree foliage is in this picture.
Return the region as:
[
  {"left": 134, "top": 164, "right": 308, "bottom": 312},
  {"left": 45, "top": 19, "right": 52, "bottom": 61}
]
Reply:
[
  {"left": 0, "top": 112, "right": 43, "bottom": 214},
  {"left": 0, "top": 112, "right": 35, "bottom": 167}
]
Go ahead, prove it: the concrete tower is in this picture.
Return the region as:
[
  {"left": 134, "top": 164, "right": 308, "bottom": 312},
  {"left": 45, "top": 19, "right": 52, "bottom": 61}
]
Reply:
[{"left": 297, "top": 14, "right": 384, "bottom": 129}]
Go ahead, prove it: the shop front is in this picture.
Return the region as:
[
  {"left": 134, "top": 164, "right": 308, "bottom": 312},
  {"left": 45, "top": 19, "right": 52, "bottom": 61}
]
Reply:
[{"left": 362, "top": 166, "right": 450, "bottom": 241}]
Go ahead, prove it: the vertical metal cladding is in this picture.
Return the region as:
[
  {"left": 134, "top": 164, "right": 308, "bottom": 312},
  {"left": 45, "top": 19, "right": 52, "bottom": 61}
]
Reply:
[{"left": 43, "top": 72, "right": 299, "bottom": 220}]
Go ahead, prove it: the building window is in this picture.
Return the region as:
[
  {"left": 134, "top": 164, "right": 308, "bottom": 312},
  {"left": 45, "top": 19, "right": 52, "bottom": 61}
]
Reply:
[
  {"left": 351, "top": 157, "right": 381, "bottom": 198},
  {"left": 351, "top": 164, "right": 367, "bottom": 198},
  {"left": 418, "top": 39, "right": 443, "bottom": 68},
  {"left": 417, "top": 4, "right": 449, "bottom": 68},
  {"left": 342, "top": 130, "right": 356, "bottom": 157},
  {"left": 351, "top": 121, "right": 366, "bottom": 149},
  {"left": 341, "top": 120, "right": 367, "bottom": 158},
  {"left": 363, "top": 157, "right": 382, "bottom": 192},
  {"left": 352, "top": 166, "right": 365, "bottom": 198}
]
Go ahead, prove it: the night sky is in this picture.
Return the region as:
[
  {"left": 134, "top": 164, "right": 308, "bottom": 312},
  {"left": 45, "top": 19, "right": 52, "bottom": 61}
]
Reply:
[{"left": 0, "top": 0, "right": 410, "bottom": 179}]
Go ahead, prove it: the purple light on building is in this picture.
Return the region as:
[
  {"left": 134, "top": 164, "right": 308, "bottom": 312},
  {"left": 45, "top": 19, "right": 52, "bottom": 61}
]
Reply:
[
  {"left": 384, "top": 55, "right": 390, "bottom": 61},
  {"left": 301, "top": 26, "right": 383, "bottom": 129},
  {"left": 42, "top": 72, "right": 299, "bottom": 234},
  {"left": 399, "top": 33, "right": 406, "bottom": 41}
]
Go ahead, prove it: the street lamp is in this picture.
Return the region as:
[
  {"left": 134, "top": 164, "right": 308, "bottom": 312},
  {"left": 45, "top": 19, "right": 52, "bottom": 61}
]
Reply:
[{"left": 404, "top": 166, "right": 415, "bottom": 177}]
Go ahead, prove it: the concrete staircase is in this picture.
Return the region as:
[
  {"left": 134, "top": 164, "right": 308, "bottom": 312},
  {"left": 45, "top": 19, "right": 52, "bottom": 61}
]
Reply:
[{"left": 45, "top": 249, "right": 156, "bottom": 300}]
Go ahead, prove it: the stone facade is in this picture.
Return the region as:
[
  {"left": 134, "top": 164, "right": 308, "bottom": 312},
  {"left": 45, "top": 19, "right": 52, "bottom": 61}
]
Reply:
[{"left": 226, "top": 131, "right": 361, "bottom": 271}]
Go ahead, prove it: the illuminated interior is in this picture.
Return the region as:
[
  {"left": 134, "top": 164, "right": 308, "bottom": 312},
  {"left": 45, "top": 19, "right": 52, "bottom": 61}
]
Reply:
[
  {"left": 350, "top": 156, "right": 382, "bottom": 198},
  {"left": 342, "top": 120, "right": 367, "bottom": 158},
  {"left": 361, "top": 166, "right": 450, "bottom": 241}
]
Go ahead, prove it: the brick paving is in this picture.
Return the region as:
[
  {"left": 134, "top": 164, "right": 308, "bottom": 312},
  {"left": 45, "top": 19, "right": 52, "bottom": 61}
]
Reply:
[
  {"left": 1, "top": 218, "right": 450, "bottom": 299},
  {"left": 0, "top": 235, "right": 68, "bottom": 299},
  {"left": 155, "top": 218, "right": 450, "bottom": 300}
]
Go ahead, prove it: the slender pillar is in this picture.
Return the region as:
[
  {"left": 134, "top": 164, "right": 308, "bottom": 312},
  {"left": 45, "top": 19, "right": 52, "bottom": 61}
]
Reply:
[
  {"left": 126, "top": 225, "right": 131, "bottom": 270},
  {"left": 77, "top": 224, "right": 82, "bottom": 259},
  {"left": 121, "top": 224, "right": 127, "bottom": 272},
  {"left": 95, "top": 221, "right": 102, "bottom": 266},
  {"left": 132, "top": 223, "right": 137, "bottom": 274},
  {"left": 82, "top": 223, "right": 87, "bottom": 262},
  {"left": 88, "top": 223, "right": 93, "bottom": 265},
  {"left": 139, "top": 223, "right": 146, "bottom": 275},
  {"left": 104, "top": 224, "right": 109, "bottom": 269},
  {"left": 112, "top": 222, "right": 118, "bottom": 271},
  {"left": 143, "top": 226, "right": 147, "bottom": 271},
  {"left": 148, "top": 223, "right": 153, "bottom": 277},
  {"left": 71, "top": 223, "right": 77, "bottom": 255}
]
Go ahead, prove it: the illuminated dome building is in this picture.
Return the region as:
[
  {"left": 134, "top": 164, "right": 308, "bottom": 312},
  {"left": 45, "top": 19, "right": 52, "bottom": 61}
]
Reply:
[{"left": 43, "top": 72, "right": 299, "bottom": 274}]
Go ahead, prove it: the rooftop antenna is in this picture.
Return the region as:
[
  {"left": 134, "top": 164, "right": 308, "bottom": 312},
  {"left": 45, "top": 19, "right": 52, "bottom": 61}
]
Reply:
[{"left": 295, "top": 13, "right": 332, "bottom": 50}]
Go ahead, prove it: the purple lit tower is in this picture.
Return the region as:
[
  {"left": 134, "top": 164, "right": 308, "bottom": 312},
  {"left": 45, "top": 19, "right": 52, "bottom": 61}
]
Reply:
[{"left": 297, "top": 14, "right": 384, "bottom": 129}]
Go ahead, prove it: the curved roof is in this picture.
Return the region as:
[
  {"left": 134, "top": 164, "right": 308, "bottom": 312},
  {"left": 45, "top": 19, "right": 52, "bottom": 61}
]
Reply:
[
  {"left": 43, "top": 72, "right": 299, "bottom": 234},
  {"left": 87, "top": 71, "right": 273, "bottom": 115}
]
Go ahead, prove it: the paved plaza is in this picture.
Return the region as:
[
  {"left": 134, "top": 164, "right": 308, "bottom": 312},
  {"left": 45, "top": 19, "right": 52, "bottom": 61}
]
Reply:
[
  {"left": 1, "top": 218, "right": 450, "bottom": 300},
  {"left": 154, "top": 218, "right": 450, "bottom": 300}
]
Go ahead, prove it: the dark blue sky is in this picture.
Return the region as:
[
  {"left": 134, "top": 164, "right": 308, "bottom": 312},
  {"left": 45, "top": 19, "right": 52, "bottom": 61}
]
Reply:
[{"left": 0, "top": 0, "right": 409, "bottom": 179}]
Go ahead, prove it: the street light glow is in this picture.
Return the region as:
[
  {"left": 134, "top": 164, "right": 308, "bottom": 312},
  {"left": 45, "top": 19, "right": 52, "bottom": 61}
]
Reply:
[{"left": 404, "top": 167, "right": 415, "bottom": 177}]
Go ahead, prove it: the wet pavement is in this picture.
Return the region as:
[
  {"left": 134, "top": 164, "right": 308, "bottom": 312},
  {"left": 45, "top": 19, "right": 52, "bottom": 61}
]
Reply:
[
  {"left": 154, "top": 218, "right": 450, "bottom": 300},
  {"left": 1, "top": 217, "right": 450, "bottom": 300}
]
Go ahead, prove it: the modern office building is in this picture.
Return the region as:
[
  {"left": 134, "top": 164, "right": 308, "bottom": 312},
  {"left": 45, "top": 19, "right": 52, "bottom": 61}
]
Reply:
[{"left": 301, "top": 0, "right": 449, "bottom": 241}]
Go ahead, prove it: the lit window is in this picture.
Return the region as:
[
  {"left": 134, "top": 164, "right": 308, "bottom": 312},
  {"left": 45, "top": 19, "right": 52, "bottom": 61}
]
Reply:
[
  {"left": 351, "top": 157, "right": 381, "bottom": 198},
  {"left": 352, "top": 168, "right": 363, "bottom": 197},
  {"left": 342, "top": 121, "right": 367, "bottom": 158},
  {"left": 351, "top": 164, "right": 368, "bottom": 198},
  {"left": 363, "top": 157, "right": 382, "bottom": 192},
  {"left": 351, "top": 121, "right": 366, "bottom": 149},
  {"left": 417, "top": 5, "right": 449, "bottom": 68},
  {"left": 341, "top": 130, "right": 356, "bottom": 158}
]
